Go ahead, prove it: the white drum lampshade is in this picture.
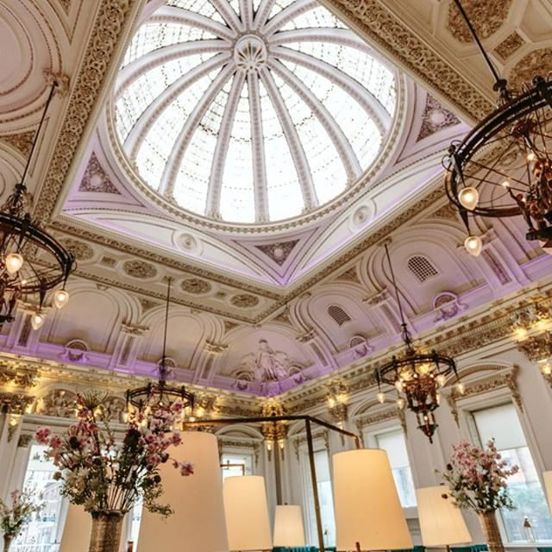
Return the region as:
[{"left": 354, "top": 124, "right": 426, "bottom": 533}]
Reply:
[
  {"left": 544, "top": 471, "right": 552, "bottom": 514},
  {"left": 416, "top": 487, "right": 472, "bottom": 546},
  {"left": 138, "top": 431, "right": 229, "bottom": 552},
  {"left": 273, "top": 505, "right": 306, "bottom": 547},
  {"left": 224, "top": 475, "right": 272, "bottom": 551},
  {"left": 333, "top": 449, "right": 412, "bottom": 551}
]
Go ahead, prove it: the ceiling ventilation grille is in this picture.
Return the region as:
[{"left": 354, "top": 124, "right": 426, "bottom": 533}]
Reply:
[
  {"left": 407, "top": 255, "right": 438, "bottom": 282},
  {"left": 328, "top": 305, "right": 352, "bottom": 326}
]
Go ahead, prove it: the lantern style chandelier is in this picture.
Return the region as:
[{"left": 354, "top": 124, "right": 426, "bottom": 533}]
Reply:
[
  {"left": 0, "top": 83, "right": 75, "bottom": 326},
  {"left": 376, "top": 244, "right": 462, "bottom": 442},
  {"left": 126, "top": 278, "right": 194, "bottom": 417},
  {"left": 444, "top": 0, "right": 552, "bottom": 256}
]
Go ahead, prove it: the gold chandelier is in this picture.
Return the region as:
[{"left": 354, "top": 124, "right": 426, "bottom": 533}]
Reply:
[{"left": 376, "top": 244, "right": 462, "bottom": 442}]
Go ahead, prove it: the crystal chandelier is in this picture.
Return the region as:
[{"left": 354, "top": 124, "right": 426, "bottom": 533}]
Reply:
[
  {"left": 126, "top": 278, "right": 194, "bottom": 418},
  {"left": 0, "top": 83, "right": 75, "bottom": 325},
  {"left": 376, "top": 244, "right": 462, "bottom": 442},
  {"left": 444, "top": 0, "right": 552, "bottom": 256}
]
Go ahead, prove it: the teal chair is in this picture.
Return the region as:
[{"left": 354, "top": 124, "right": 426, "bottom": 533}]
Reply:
[{"left": 450, "top": 546, "right": 488, "bottom": 552}]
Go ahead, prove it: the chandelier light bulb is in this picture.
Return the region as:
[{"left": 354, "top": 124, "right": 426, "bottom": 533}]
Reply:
[
  {"left": 458, "top": 187, "right": 479, "bottom": 211},
  {"left": 396, "top": 398, "right": 405, "bottom": 410},
  {"left": 464, "top": 235, "right": 482, "bottom": 257},
  {"left": 456, "top": 382, "right": 465, "bottom": 395},
  {"left": 30, "top": 312, "right": 46, "bottom": 330},
  {"left": 527, "top": 152, "right": 536, "bottom": 162},
  {"left": 53, "top": 289, "right": 70, "bottom": 309},
  {"left": 377, "top": 392, "right": 386, "bottom": 404},
  {"left": 5, "top": 252, "right": 24, "bottom": 275},
  {"left": 436, "top": 374, "right": 446, "bottom": 387},
  {"left": 501, "top": 180, "right": 510, "bottom": 188}
]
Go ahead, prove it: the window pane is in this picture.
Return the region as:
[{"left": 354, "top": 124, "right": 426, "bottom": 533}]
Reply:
[
  {"left": 12, "top": 445, "right": 64, "bottom": 552},
  {"left": 473, "top": 403, "right": 552, "bottom": 543},
  {"left": 221, "top": 453, "right": 253, "bottom": 479},
  {"left": 375, "top": 429, "right": 417, "bottom": 508}
]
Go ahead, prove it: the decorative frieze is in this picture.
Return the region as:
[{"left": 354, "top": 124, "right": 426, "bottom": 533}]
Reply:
[{"left": 447, "top": 365, "right": 521, "bottom": 426}]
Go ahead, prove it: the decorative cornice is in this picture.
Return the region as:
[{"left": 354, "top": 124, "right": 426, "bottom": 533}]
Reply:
[
  {"left": 446, "top": 365, "right": 521, "bottom": 426},
  {"left": 33, "top": 0, "right": 143, "bottom": 222},
  {"left": 321, "top": 0, "right": 493, "bottom": 121}
]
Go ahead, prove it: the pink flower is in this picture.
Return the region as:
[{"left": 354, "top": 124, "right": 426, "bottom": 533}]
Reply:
[{"left": 35, "top": 427, "right": 51, "bottom": 444}]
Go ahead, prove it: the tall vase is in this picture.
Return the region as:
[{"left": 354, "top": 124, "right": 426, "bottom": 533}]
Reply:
[
  {"left": 3, "top": 535, "right": 13, "bottom": 552},
  {"left": 89, "top": 511, "right": 124, "bottom": 552},
  {"left": 479, "top": 511, "right": 505, "bottom": 552}
]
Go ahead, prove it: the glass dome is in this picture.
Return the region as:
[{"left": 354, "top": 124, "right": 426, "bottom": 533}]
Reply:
[{"left": 114, "top": 0, "right": 397, "bottom": 224}]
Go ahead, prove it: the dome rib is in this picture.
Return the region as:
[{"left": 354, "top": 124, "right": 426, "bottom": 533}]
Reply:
[
  {"left": 160, "top": 63, "right": 235, "bottom": 198},
  {"left": 206, "top": 71, "right": 246, "bottom": 218},
  {"left": 125, "top": 52, "right": 231, "bottom": 160},
  {"left": 211, "top": 0, "right": 244, "bottom": 31},
  {"left": 248, "top": 73, "right": 269, "bottom": 222},
  {"left": 117, "top": 39, "right": 231, "bottom": 94},
  {"left": 263, "top": 0, "right": 317, "bottom": 36},
  {"left": 259, "top": 66, "right": 317, "bottom": 210},
  {"left": 274, "top": 46, "right": 391, "bottom": 134},
  {"left": 269, "top": 58, "right": 362, "bottom": 181},
  {"left": 152, "top": 5, "right": 237, "bottom": 40}
]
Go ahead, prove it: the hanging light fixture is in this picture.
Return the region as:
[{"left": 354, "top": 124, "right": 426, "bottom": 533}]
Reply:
[
  {"left": 444, "top": 0, "right": 552, "bottom": 254},
  {"left": 0, "top": 82, "right": 75, "bottom": 324},
  {"left": 376, "top": 244, "right": 462, "bottom": 442},
  {"left": 126, "top": 278, "right": 195, "bottom": 416}
]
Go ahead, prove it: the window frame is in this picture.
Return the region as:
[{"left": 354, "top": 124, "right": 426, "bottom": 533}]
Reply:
[{"left": 458, "top": 389, "right": 552, "bottom": 546}]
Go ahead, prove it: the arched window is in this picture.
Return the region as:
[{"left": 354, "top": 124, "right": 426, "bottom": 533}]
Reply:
[
  {"left": 328, "top": 305, "right": 351, "bottom": 326},
  {"left": 407, "top": 255, "right": 438, "bottom": 282}
]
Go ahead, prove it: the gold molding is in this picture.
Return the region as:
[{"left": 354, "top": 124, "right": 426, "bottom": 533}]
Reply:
[
  {"left": 320, "top": 0, "right": 493, "bottom": 121},
  {"left": 33, "top": 0, "right": 143, "bottom": 223}
]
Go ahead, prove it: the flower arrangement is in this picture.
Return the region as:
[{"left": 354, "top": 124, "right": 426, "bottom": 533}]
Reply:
[
  {"left": 36, "top": 394, "right": 193, "bottom": 517},
  {"left": 0, "top": 489, "right": 43, "bottom": 548},
  {"left": 440, "top": 439, "right": 520, "bottom": 513}
]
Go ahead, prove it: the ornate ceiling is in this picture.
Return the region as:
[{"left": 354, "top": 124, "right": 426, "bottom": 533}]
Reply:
[{"left": 0, "top": 0, "right": 551, "bottom": 397}]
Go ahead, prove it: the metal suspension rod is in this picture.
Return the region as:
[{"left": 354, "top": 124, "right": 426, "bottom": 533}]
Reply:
[
  {"left": 452, "top": 0, "right": 504, "bottom": 87},
  {"left": 20, "top": 84, "right": 57, "bottom": 186},
  {"left": 384, "top": 243, "right": 409, "bottom": 332},
  {"left": 160, "top": 277, "right": 172, "bottom": 380},
  {"left": 306, "top": 417, "right": 325, "bottom": 552}
]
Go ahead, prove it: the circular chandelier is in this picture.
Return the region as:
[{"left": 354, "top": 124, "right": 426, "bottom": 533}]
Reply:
[
  {"left": 376, "top": 244, "right": 462, "bottom": 442},
  {"left": 0, "top": 83, "right": 75, "bottom": 326},
  {"left": 125, "top": 278, "right": 194, "bottom": 418},
  {"left": 443, "top": 0, "right": 552, "bottom": 256}
]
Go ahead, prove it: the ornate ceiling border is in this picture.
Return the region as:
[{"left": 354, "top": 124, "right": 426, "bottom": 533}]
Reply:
[
  {"left": 33, "top": 0, "right": 146, "bottom": 223},
  {"left": 281, "top": 288, "right": 552, "bottom": 410},
  {"left": 51, "top": 185, "right": 447, "bottom": 324},
  {"left": 51, "top": 219, "right": 283, "bottom": 301},
  {"left": 320, "top": 0, "right": 494, "bottom": 121}
]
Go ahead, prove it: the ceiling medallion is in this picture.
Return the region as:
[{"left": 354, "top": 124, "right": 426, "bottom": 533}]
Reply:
[
  {"left": 376, "top": 244, "right": 463, "bottom": 443},
  {"left": 444, "top": 0, "right": 552, "bottom": 256},
  {"left": 0, "top": 83, "right": 75, "bottom": 326},
  {"left": 231, "top": 293, "right": 260, "bottom": 308}
]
